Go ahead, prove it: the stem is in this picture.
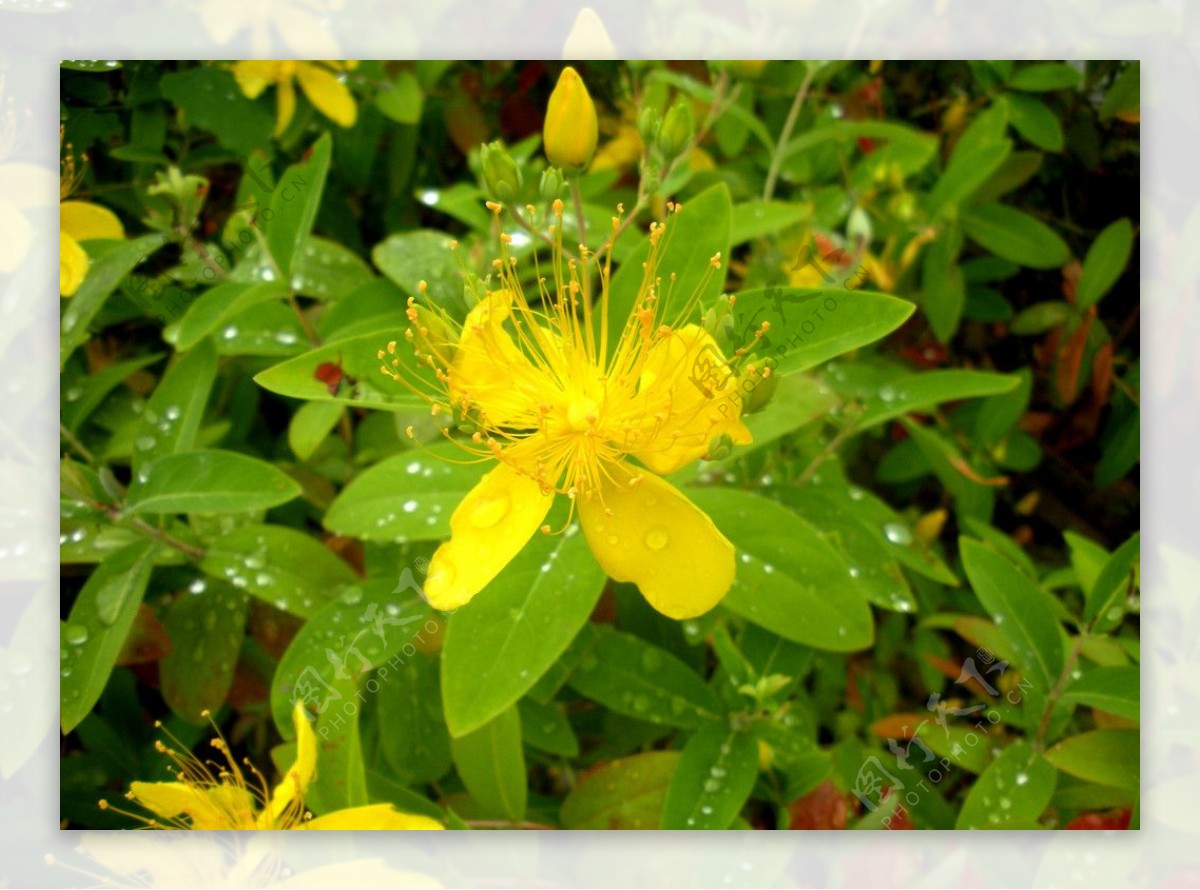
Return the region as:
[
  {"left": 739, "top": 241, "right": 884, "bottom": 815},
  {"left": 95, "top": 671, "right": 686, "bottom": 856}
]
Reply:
[
  {"left": 115, "top": 512, "right": 207, "bottom": 561},
  {"left": 288, "top": 294, "right": 321, "bottom": 347},
  {"left": 186, "top": 234, "right": 230, "bottom": 281},
  {"left": 762, "top": 65, "right": 817, "bottom": 202},
  {"left": 509, "top": 204, "right": 576, "bottom": 260},
  {"left": 59, "top": 422, "right": 96, "bottom": 464},
  {"left": 570, "top": 176, "right": 587, "bottom": 248},
  {"left": 797, "top": 408, "right": 861, "bottom": 485},
  {"left": 1033, "top": 636, "right": 1085, "bottom": 750}
]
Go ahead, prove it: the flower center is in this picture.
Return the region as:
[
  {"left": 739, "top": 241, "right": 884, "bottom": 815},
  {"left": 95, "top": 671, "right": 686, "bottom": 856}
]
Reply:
[{"left": 566, "top": 395, "right": 599, "bottom": 432}]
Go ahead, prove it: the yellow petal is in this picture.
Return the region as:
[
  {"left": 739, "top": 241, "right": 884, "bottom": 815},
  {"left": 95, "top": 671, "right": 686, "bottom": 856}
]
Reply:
[
  {"left": 631, "top": 324, "right": 751, "bottom": 475},
  {"left": 301, "top": 804, "right": 444, "bottom": 830},
  {"left": 60, "top": 200, "right": 124, "bottom": 241},
  {"left": 127, "top": 781, "right": 252, "bottom": 829},
  {"left": 60, "top": 230, "right": 88, "bottom": 296},
  {"left": 424, "top": 463, "right": 554, "bottom": 610},
  {"left": 232, "top": 60, "right": 282, "bottom": 99},
  {"left": 296, "top": 63, "right": 357, "bottom": 127},
  {"left": 451, "top": 291, "right": 548, "bottom": 426},
  {"left": 578, "top": 462, "right": 734, "bottom": 619},
  {"left": 0, "top": 200, "right": 34, "bottom": 274},
  {"left": 267, "top": 700, "right": 318, "bottom": 821},
  {"left": 275, "top": 77, "right": 297, "bottom": 137}
]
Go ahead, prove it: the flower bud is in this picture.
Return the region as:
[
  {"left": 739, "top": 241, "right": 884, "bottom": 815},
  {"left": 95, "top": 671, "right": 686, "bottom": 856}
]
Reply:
[
  {"left": 543, "top": 66, "right": 598, "bottom": 171},
  {"left": 740, "top": 364, "right": 779, "bottom": 414},
  {"left": 479, "top": 141, "right": 522, "bottom": 203},
  {"left": 637, "top": 105, "right": 661, "bottom": 145},
  {"left": 540, "top": 166, "right": 565, "bottom": 201},
  {"left": 657, "top": 100, "right": 694, "bottom": 160}
]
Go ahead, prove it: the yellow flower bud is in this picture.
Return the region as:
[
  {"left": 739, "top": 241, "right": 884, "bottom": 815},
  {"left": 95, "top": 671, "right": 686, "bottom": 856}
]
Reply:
[{"left": 544, "top": 66, "right": 598, "bottom": 171}]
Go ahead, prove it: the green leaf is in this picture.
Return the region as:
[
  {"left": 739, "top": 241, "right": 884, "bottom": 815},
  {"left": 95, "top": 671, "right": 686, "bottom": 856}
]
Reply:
[
  {"left": 375, "top": 652, "right": 452, "bottom": 785},
  {"left": 782, "top": 120, "right": 938, "bottom": 164},
  {"left": 961, "top": 203, "right": 1070, "bottom": 269},
  {"left": 731, "top": 287, "right": 915, "bottom": 376},
  {"left": 927, "top": 139, "right": 1012, "bottom": 216},
  {"left": 252, "top": 331, "right": 433, "bottom": 411},
  {"left": 605, "top": 183, "right": 732, "bottom": 357},
  {"left": 1077, "top": 218, "right": 1134, "bottom": 310},
  {"left": 902, "top": 419, "right": 995, "bottom": 522},
  {"left": 858, "top": 371, "right": 1019, "bottom": 431},
  {"left": 975, "top": 367, "right": 1033, "bottom": 444},
  {"left": 324, "top": 444, "right": 485, "bottom": 542},
  {"left": 1064, "top": 530, "right": 1109, "bottom": 597},
  {"left": 960, "top": 538, "right": 1063, "bottom": 721},
  {"left": 560, "top": 751, "right": 680, "bottom": 829},
  {"left": 168, "top": 281, "right": 288, "bottom": 351},
  {"left": 160, "top": 580, "right": 248, "bottom": 722},
  {"left": 266, "top": 132, "right": 332, "bottom": 278},
  {"left": 61, "top": 234, "right": 169, "bottom": 368},
  {"left": 1100, "top": 62, "right": 1139, "bottom": 122},
  {"left": 1003, "top": 94, "right": 1064, "bottom": 152},
  {"left": 199, "top": 524, "right": 357, "bottom": 618},
  {"left": 975, "top": 151, "right": 1045, "bottom": 203},
  {"left": 518, "top": 698, "right": 579, "bottom": 758},
  {"left": 1045, "top": 729, "right": 1139, "bottom": 791},
  {"left": 371, "top": 229, "right": 464, "bottom": 314},
  {"left": 1096, "top": 410, "right": 1139, "bottom": 487},
  {"left": 288, "top": 400, "right": 344, "bottom": 460},
  {"left": 1061, "top": 666, "right": 1139, "bottom": 722},
  {"left": 568, "top": 626, "right": 723, "bottom": 728},
  {"left": 62, "top": 352, "right": 164, "bottom": 432},
  {"left": 921, "top": 226, "right": 965, "bottom": 342},
  {"left": 377, "top": 71, "right": 424, "bottom": 124},
  {"left": 690, "top": 488, "right": 874, "bottom": 651},
  {"left": 131, "top": 338, "right": 218, "bottom": 475},
  {"left": 125, "top": 450, "right": 301, "bottom": 515},
  {"left": 955, "top": 740, "right": 1057, "bottom": 828},
  {"left": 449, "top": 705, "right": 526, "bottom": 821},
  {"left": 60, "top": 540, "right": 157, "bottom": 733},
  {"left": 661, "top": 724, "right": 758, "bottom": 829},
  {"left": 1007, "top": 62, "right": 1083, "bottom": 92},
  {"left": 160, "top": 67, "right": 273, "bottom": 153},
  {"left": 730, "top": 200, "right": 810, "bottom": 246},
  {"left": 1084, "top": 532, "right": 1140, "bottom": 633},
  {"left": 1010, "top": 300, "right": 1074, "bottom": 335},
  {"left": 442, "top": 520, "right": 606, "bottom": 737}
]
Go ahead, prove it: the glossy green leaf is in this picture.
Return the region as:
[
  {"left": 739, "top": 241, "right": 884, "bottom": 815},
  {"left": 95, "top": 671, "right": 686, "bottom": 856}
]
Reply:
[
  {"left": 60, "top": 540, "right": 157, "bottom": 733},
  {"left": 560, "top": 751, "right": 680, "bottom": 829},
  {"left": 691, "top": 488, "right": 874, "bottom": 651},
  {"left": 960, "top": 538, "right": 1063, "bottom": 722},
  {"left": 730, "top": 287, "right": 915, "bottom": 376},
  {"left": 125, "top": 450, "right": 300, "bottom": 515},
  {"left": 1010, "top": 301, "right": 1074, "bottom": 335},
  {"left": 62, "top": 352, "right": 164, "bottom": 432},
  {"left": 288, "top": 400, "right": 344, "bottom": 460},
  {"left": 1061, "top": 666, "right": 1139, "bottom": 722},
  {"left": 199, "top": 523, "right": 357, "bottom": 618},
  {"left": 927, "top": 139, "right": 1012, "bottom": 216},
  {"left": 518, "top": 698, "right": 579, "bottom": 758},
  {"left": 962, "top": 203, "right": 1070, "bottom": 269},
  {"left": 955, "top": 740, "right": 1056, "bottom": 828},
  {"left": 377, "top": 71, "right": 424, "bottom": 123},
  {"left": 130, "top": 338, "right": 218, "bottom": 475},
  {"left": 61, "top": 234, "right": 169, "bottom": 368},
  {"left": 1085, "top": 532, "right": 1140, "bottom": 633},
  {"left": 375, "top": 651, "right": 452, "bottom": 785},
  {"left": 160, "top": 67, "right": 272, "bottom": 153},
  {"left": 661, "top": 724, "right": 758, "bottom": 829},
  {"left": 324, "top": 444, "right": 486, "bottom": 542},
  {"left": 1007, "top": 62, "right": 1083, "bottom": 92},
  {"left": 160, "top": 580, "right": 248, "bottom": 722},
  {"left": 449, "top": 705, "right": 526, "bottom": 821},
  {"left": 442, "top": 520, "right": 605, "bottom": 737},
  {"left": 1045, "top": 730, "right": 1139, "bottom": 791},
  {"left": 857, "top": 370, "right": 1019, "bottom": 431},
  {"left": 730, "top": 200, "right": 810, "bottom": 246},
  {"left": 568, "top": 626, "right": 723, "bottom": 729},
  {"left": 903, "top": 420, "right": 995, "bottom": 522},
  {"left": 167, "top": 281, "right": 288, "bottom": 350},
  {"left": 266, "top": 131, "right": 332, "bottom": 277},
  {"left": 1077, "top": 218, "right": 1134, "bottom": 310},
  {"left": 1003, "top": 94, "right": 1063, "bottom": 152},
  {"left": 372, "top": 229, "right": 464, "bottom": 313}
]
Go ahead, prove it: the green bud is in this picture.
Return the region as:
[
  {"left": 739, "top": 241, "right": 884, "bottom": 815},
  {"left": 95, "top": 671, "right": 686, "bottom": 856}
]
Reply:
[
  {"left": 657, "top": 100, "right": 694, "bottom": 160},
  {"left": 740, "top": 364, "right": 779, "bottom": 414},
  {"left": 539, "top": 166, "right": 565, "bottom": 202},
  {"left": 705, "top": 433, "right": 735, "bottom": 461},
  {"left": 479, "top": 141, "right": 523, "bottom": 203},
  {"left": 637, "top": 105, "right": 661, "bottom": 145}
]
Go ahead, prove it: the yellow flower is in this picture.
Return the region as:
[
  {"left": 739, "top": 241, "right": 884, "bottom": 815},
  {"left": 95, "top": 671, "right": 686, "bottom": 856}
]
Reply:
[
  {"left": 543, "top": 66, "right": 598, "bottom": 170},
  {"left": 59, "top": 134, "right": 124, "bottom": 297},
  {"left": 380, "top": 202, "right": 758, "bottom": 620},
  {"left": 232, "top": 60, "right": 358, "bottom": 137},
  {"left": 104, "top": 701, "right": 444, "bottom": 830}
]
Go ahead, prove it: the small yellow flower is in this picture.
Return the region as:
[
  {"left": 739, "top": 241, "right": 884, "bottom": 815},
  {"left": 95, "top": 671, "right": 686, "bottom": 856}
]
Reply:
[
  {"left": 544, "top": 66, "right": 598, "bottom": 171},
  {"left": 104, "top": 701, "right": 443, "bottom": 830},
  {"left": 232, "top": 60, "right": 358, "bottom": 137},
  {"left": 381, "top": 202, "right": 757, "bottom": 620},
  {"left": 59, "top": 135, "right": 124, "bottom": 297}
]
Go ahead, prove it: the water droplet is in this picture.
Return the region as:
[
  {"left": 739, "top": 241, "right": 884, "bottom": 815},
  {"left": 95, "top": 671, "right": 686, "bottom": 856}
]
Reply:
[
  {"left": 135, "top": 435, "right": 157, "bottom": 452},
  {"left": 848, "top": 566, "right": 861, "bottom": 578},
  {"left": 703, "top": 778, "right": 722, "bottom": 793},
  {"left": 644, "top": 527, "right": 668, "bottom": 551},
  {"left": 406, "top": 461, "right": 422, "bottom": 474},
  {"left": 879, "top": 385, "right": 897, "bottom": 403},
  {"left": 882, "top": 522, "right": 913, "bottom": 546},
  {"left": 64, "top": 624, "right": 88, "bottom": 646},
  {"left": 188, "top": 579, "right": 206, "bottom": 594},
  {"left": 1014, "top": 772, "right": 1029, "bottom": 786},
  {"left": 221, "top": 325, "right": 239, "bottom": 340},
  {"left": 640, "top": 648, "right": 662, "bottom": 672},
  {"left": 468, "top": 494, "right": 507, "bottom": 528},
  {"left": 403, "top": 499, "right": 419, "bottom": 514},
  {"left": 606, "top": 534, "right": 619, "bottom": 545}
]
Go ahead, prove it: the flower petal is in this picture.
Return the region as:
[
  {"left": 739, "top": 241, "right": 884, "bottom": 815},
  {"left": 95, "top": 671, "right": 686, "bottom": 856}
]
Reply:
[
  {"left": 267, "top": 700, "right": 318, "bottom": 822},
  {"left": 296, "top": 63, "right": 357, "bottom": 128},
  {"left": 578, "top": 462, "right": 734, "bottom": 619},
  {"left": 630, "top": 324, "right": 751, "bottom": 475},
  {"left": 424, "top": 463, "right": 554, "bottom": 610},
  {"left": 231, "top": 60, "right": 281, "bottom": 99},
  {"left": 301, "top": 804, "right": 444, "bottom": 830},
  {"left": 60, "top": 230, "right": 88, "bottom": 296},
  {"left": 127, "top": 781, "right": 251, "bottom": 829},
  {"left": 60, "top": 200, "right": 124, "bottom": 241},
  {"left": 451, "top": 291, "right": 548, "bottom": 426},
  {"left": 275, "top": 77, "right": 297, "bottom": 137}
]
